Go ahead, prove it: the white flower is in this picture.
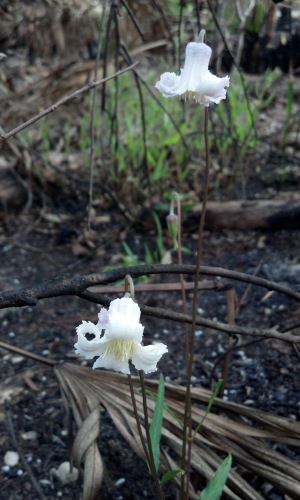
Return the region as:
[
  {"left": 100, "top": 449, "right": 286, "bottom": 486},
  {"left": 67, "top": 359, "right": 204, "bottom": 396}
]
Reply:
[
  {"left": 155, "top": 41, "right": 229, "bottom": 106},
  {"left": 75, "top": 297, "right": 168, "bottom": 375}
]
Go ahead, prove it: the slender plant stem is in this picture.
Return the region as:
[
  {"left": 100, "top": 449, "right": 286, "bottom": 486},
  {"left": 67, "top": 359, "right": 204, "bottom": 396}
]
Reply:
[
  {"left": 219, "top": 287, "right": 235, "bottom": 397},
  {"left": 127, "top": 374, "right": 150, "bottom": 463},
  {"left": 139, "top": 371, "right": 165, "bottom": 500},
  {"left": 88, "top": 0, "right": 108, "bottom": 229},
  {"left": 174, "top": 193, "right": 189, "bottom": 365},
  {"left": 181, "top": 108, "right": 210, "bottom": 499}
]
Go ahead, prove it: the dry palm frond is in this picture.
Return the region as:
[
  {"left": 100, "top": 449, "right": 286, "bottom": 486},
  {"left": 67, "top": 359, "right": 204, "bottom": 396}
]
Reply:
[{"left": 54, "top": 363, "right": 300, "bottom": 499}]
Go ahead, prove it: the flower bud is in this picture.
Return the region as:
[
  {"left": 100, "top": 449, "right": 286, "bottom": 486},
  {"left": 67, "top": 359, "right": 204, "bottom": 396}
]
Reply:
[{"left": 166, "top": 212, "right": 178, "bottom": 250}]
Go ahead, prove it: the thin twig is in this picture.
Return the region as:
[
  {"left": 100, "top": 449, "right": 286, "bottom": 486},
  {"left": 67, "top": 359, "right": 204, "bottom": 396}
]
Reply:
[
  {"left": 1, "top": 263, "right": 300, "bottom": 309},
  {"left": 0, "top": 341, "right": 56, "bottom": 366},
  {"left": 87, "top": 0, "right": 108, "bottom": 229},
  {"left": 5, "top": 403, "right": 47, "bottom": 500},
  {"left": 236, "top": 258, "right": 263, "bottom": 315},
  {"left": 89, "top": 279, "right": 224, "bottom": 293},
  {"left": 219, "top": 287, "right": 236, "bottom": 397},
  {"left": 0, "top": 63, "right": 138, "bottom": 142},
  {"left": 206, "top": 0, "right": 258, "bottom": 141},
  {"left": 78, "top": 292, "right": 300, "bottom": 344}
]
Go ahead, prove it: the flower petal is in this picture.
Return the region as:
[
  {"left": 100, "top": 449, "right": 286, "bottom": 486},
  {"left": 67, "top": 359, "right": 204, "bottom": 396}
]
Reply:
[
  {"left": 155, "top": 72, "right": 181, "bottom": 98},
  {"left": 132, "top": 343, "right": 168, "bottom": 374},
  {"left": 97, "top": 307, "right": 109, "bottom": 329},
  {"left": 176, "top": 42, "right": 211, "bottom": 94},
  {"left": 105, "top": 297, "right": 144, "bottom": 342},
  {"left": 109, "top": 297, "right": 141, "bottom": 322},
  {"left": 75, "top": 321, "right": 106, "bottom": 359},
  {"left": 93, "top": 352, "right": 130, "bottom": 375},
  {"left": 195, "top": 73, "right": 230, "bottom": 102}
]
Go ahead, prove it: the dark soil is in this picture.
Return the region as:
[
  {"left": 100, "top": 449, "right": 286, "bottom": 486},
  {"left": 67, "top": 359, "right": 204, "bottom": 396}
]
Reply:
[
  {"left": 1, "top": 3, "right": 300, "bottom": 499},
  {"left": 1, "top": 211, "right": 300, "bottom": 499}
]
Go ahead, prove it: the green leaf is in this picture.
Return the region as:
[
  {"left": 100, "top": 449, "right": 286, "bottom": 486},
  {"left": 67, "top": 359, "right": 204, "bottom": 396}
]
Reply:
[
  {"left": 193, "top": 379, "right": 223, "bottom": 437},
  {"left": 149, "top": 373, "right": 165, "bottom": 471},
  {"left": 199, "top": 454, "right": 232, "bottom": 500},
  {"left": 160, "top": 469, "right": 184, "bottom": 486}
]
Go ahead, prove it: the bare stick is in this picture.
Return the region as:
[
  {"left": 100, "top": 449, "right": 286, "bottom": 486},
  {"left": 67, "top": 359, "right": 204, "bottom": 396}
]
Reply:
[
  {"left": 79, "top": 291, "right": 300, "bottom": 344},
  {"left": 5, "top": 404, "right": 46, "bottom": 500},
  {"left": 87, "top": 0, "right": 109, "bottom": 228},
  {"left": 0, "top": 62, "right": 138, "bottom": 142},
  {"left": 219, "top": 287, "right": 236, "bottom": 397},
  {"left": 1, "top": 263, "right": 300, "bottom": 310},
  {"left": 0, "top": 342, "right": 56, "bottom": 366}
]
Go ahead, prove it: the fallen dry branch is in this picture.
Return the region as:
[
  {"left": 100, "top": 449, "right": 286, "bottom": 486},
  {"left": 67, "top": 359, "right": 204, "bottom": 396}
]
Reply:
[
  {"left": 1, "top": 263, "right": 300, "bottom": 309},
  {"left": 1, "top": 264, "right": 300, "bottom": 344},
  {"left": 0, "top": 62, "right": 138, "bottom": 142},
  {"left": 80, "top": 290, "right": 300, "bottom": 344},
  {"left": 190, "top": 196, "right": 300, "bottom": 230},
  {"left": 54, "top": 364, "right": 300, "bottom": 499}
]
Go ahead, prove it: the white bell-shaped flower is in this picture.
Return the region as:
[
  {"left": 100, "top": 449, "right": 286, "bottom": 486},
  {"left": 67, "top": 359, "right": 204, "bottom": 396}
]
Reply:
[
  {"left": 155, "top": 41, "right": 229, "bottom": 106},
  {"left": 75, "top": 297, "right": 167, "bottom": 375}
]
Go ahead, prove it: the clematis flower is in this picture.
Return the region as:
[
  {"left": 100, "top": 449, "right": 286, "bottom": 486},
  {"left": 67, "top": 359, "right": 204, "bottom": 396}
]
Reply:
[
  {"left": 75, "top": 297, "right": 168, "bottom": 375},
  {"left": 155, "top": 41, "right": 229, "bottom": 106}
]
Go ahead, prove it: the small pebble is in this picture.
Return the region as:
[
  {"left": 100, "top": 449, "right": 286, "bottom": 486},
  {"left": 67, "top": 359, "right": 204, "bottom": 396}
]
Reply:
[
  {"left": 1, "top": 465, "right": 10, "bottom": 473},
  {"left": 11, "top": 356, "right": 24, "bottom": 364},
  {"left": 52, "top": 462, "right": 79, "bottom": 484},
  {"left": 115, "top": 478, "right": 126, "bottom": 487},
  {"left": 8, "top": 331, "right": 15, "bottom": 338},
  {"left": 39, "top": 479, "right": 52, "bottom": 486},
  {"left": 4, "top": 451, "right": 19, "bottom": 466},
  {"left": 16, "top": 469, "right": 23, "bottom": 476},
  {"left": 21, "top": 431, "right": 37, "bottom": 441}
]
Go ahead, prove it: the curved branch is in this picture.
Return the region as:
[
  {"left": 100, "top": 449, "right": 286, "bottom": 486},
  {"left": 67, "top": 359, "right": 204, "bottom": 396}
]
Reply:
[
  {"left": 78, "top": 290, "right": 300, "bottom": 344},
  {"left": 0, "top": 264, "right": 299, "bottom": 309}
]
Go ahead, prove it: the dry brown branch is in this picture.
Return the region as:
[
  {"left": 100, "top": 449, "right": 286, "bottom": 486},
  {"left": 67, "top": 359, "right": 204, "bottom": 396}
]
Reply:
[
  {"left": 1, "top": 264, "right": 300, "bottom": 344},
  {"left": 81, "top": 292, "right": 299, "bottom": 343},
  {"left": 0, "top": 62, "right": 138, "bottom": 142},
  {"left": 1, "top": 263, "right": 300, "bottom": 309}
]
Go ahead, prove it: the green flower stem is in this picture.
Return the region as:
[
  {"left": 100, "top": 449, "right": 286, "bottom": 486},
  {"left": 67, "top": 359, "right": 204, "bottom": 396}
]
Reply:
[
  {"left": 139, "top": 371, "right": 165, "bottom": 500},
  {"left": 181, "top": 108, "right": 210, "bottom": 499}
]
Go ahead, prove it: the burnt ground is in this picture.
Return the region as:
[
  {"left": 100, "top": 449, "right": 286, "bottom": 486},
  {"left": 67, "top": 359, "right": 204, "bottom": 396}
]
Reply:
[
  {"left": 1, "top": 4, "right": 300, "bottom": 499},
  {"left": 1, "top": 209, "right": 300, "bottom": 499}
]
